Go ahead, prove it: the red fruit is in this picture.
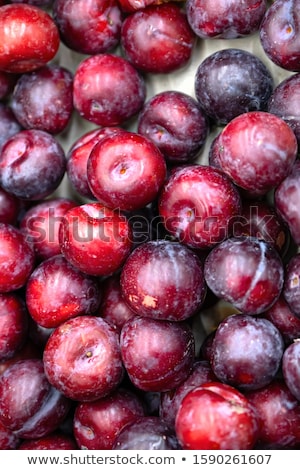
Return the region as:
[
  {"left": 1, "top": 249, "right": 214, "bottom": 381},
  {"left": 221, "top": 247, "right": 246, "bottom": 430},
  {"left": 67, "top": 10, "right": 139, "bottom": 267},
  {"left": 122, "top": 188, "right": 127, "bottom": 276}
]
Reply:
[
  {"left": 73, "top": 388, "right": 145, "bottom": 449},
  {"left": 43, "top": 315, "right": 124, "bottom": 402},
  {"left": 158, "top": 164, "right": 242, "bottom": 249},
  {"left": 0, "top": 358, "right": 71, "bottom": 439},
  {"left": 217, "top": 111, "right": 298, "bottom": 196},
  {"left": 175, "top": 382, "right": 259, "bottom": 450},
  {"left": 120, "top": 240, "right": 207, "bottom": 321},
  {"left": 121, "top": 3, "right": 196, "bottom": 74},
  {"left": 0, "top": 223, "right": 35, "bottom": 293},
  {"left": 0, "top": 4, "right": 60, "bottom": 73},
  {"left": 73, "top": 54, "right": 146, "bottom": 127},
  {"left": 26, "top": 254, "right": 102, "bottom": 328},
  {"left": 59, "top": 202, "right": 133, "bottom": 277},
  {"left": 87, "top": 131, "right": 167, "bottom": 211}
]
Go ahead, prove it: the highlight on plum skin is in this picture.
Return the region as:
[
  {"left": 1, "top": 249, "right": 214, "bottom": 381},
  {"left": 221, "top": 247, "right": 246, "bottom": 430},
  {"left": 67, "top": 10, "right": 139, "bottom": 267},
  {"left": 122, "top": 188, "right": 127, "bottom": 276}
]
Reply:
[
  {"left": 210, "top": 313, "right": 285, "bottom": 391},
  {"left": 120, "top": 316, "right": 195, "bottom": 392},
  {"left": 175, "top": 381, "right": 260, "bottom": 450},
  {"left": 158, "top": 164, "right": 242, "bottom": 250},
  {"left": 120, "top": 239, "right": 207, "bottom": 322},
  {"left": 0, "top": 3, "right": 60, "bottom": 73},
  {"left": 43, "top": 315, "right": 124, "bottom": 402},
  {"left": 204, "top": 236, "right": 285, "bottom": 315}
]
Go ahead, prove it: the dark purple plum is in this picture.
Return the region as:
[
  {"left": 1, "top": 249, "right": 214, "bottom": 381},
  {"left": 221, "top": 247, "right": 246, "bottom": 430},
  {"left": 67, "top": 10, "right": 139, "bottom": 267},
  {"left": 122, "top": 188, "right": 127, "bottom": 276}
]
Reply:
[
  {"left": 0, "top": 358, "right": 72, "bottom": 439},
  {"left": 186, "top": 0, "right": 267, "bottom": 39},
  {"left": 113, "top": 416, "right": 181, "bottom": 450},
  {"left": 120, "top": 316, "right": 195, "bottom": 392},
  {"left": 246, "top": 379, "right": 300, "bottom": 448},
  {"left": 194, "top": 48, "right": 274, "bottom": 125},
  {"left": 233, "top": 199, "right": 290, "bottom": 256},
  {"left": 268, "top": 72, "right": 300, "bottom": 145},
  {"left": 204, "top": 237, "right": 284, "bottom": 315},
  {"left": 0, "top": 129, "right": 66, "bottom": 200},
  {"left": 73, "top": 387, "right": 145, "bottom": 449},
  {"left": 263, "top": 296, "right": 300, "bottom": 345},
  {"left": 137, "top": 90, "right": 209, "bottom": 164},
  {"left": 11, "top": 64, "right": 73, "bottom": 134},
  {"left": 260, "top": 0, "right": 300, "bottom": 72},
  {"left": 210, "top": 313, "right": 284, "bottom": 391}
]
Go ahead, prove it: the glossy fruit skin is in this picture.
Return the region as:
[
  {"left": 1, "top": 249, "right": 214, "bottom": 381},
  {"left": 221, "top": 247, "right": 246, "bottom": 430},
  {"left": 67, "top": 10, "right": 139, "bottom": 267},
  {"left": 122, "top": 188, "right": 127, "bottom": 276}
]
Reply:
[
  {"left": 217, "top": 111, "right": 298, "bottom": 196},
  {"left": 120, "top": 240, "right": 207, "bottom": 321},
  {"left": 0, "top": 4, "right": 60, "bottom": 73},
  {"left": 73, "top": 54, "right": 146, "bottom": 127},
  {"left": 19, "top": 197, "right": 77, "bottom": 261},
  {"left": 175, "top": 382, "right": 259, "bottom": 450},
  {"left": 121, "top": 3, "right": 195, "bottom": 74},
  {"left": 0, "top": 223, "right": 35, "bottom": 293},
  {"left": 186, "top": 0, "right": 267, "bottom": 39},
  {"left": 268, "top": 72, "right": 300, "bottom": 145},
  {"left": 194, "top": 48, "right": 274, "bottom": 125},
  {"left": 87, "top": 131, "right": 167, "bottom": 212},
  {"left": 26, "top": 254, "right": 102, "bottom": 328},
  {"left": 0, "top": 129, "right": 66, "bottom": 201},
  {"left": 260, "top": 0, "right": 300, "bottom": 72},
  {"left": 204, "top": 237, "right": 284, "bottom": 315},
  {"left": 0, "top": 358, "right": 72, "bottom": 439},
  {"left": 66, "top": 127, "right": 126, "bottom": 200},
  {"left": 112, "top": 416, "right": 181, "bottom": 450},
  {"left": 160, "top": 359, "right": 217, "bottom": 428},
  {"left": 137, "top": 90, "right": 209, "bottom": 163},
  {"left": 246, "top": 379, "right": 300, "bottom": 448},
  {"left": 59, "top": 202, "right": 133, "bottom": 277},
  {"left": 0, "top": 293, "right": 28, "bottom": 361},
  {"left": 11, "top": 64, "right": 74, "bottom": 135},
  {"left": 274, "top": 160, "right": 300, "bottom": 245},
  {"left": 158, "top": 164, "right": 242, "bottom": 249},
  {"left": 43, "top": 315, "right": 124, "bottom": 402},
  {"left": 73, "top": 387, "right": 145, "bottom": 449},
  {"left": 53, "top": 0, "right": 123, "bottom": 55},
  {"left": 120, "top": 316, "right": 195, "bottom": 392},
  {"left": 210, "top": 313, "right": 284, "bottom": 391}
]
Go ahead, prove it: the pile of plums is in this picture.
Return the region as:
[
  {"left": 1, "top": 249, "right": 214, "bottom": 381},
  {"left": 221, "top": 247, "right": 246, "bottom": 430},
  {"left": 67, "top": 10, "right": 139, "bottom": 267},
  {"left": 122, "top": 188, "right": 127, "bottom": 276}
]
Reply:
[{"left": 0, "top": 0, "right": 300, "bottom": 451}]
